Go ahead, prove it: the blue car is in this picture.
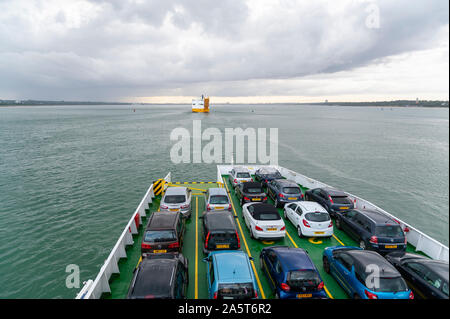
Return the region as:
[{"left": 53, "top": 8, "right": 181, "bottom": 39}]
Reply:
[
  {"left": 260, "top": 246, "right": 327, "bottom": 299},
  {"left": 203, "top": 250, "right": 259, "bottom": 299},
  {"left": 323, "top": 246, "right": 414, "bottom": 299}
]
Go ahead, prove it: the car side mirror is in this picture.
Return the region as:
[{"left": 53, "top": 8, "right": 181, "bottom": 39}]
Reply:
[{"left": 249, "top": 257, "right": 254, "bottom": 261}]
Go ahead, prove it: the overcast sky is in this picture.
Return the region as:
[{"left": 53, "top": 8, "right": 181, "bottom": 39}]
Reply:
[{"left": 0, "top": 0, "right": 448, "bottom": 102}]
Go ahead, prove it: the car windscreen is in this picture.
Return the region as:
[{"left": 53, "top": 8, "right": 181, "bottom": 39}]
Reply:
[
  {"left": 288, "top": 270, "right": 321, "bottom": 288},
  {"left": 246, "top": 187, "right": 263, "bottom": 194},
  {"left": 218, "top": 283, "right": 254, "bottom": 299},
  {"left": 372, "top": 277, "right": 409, "bottom": 293},
  {"left": 283, "top": 187, "right": 301, "bottom": 194},
  {"left": 236, "top": 172, "right": 250, "bottom": 178},
  {"left": 375, "top": 225, "right": 404, "bottom": 237},
  {"left": 144, "top": 230, "right": 176, "bottom": 243},
  {"left": 305, "top": 212, "right": 330, "bottom": 222},
  {"left": 331, "top": 196, "right": 352, "bottom": 204},
  {"left": 164, "top": 195, "right": 186, "bottom": 204},
  {"left": 210, "top": 195, "right": 229, "bottom": 204}
]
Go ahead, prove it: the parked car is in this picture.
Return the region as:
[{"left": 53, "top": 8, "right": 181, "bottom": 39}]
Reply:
[
  {"left": 228, "top": 166, "right": 253, "bottom": 188},
  {"left": 141, "top": 211, "right": 185, "bottom": 256},
  {"left": 203, "top": 250, "right": 259, "bottom": 299},
  {"left": 304, "top": 187, "right": 354, "bottom": 217},
  {"left": 260, "top": 246, "right": 327, "bottom": 299},
  {"left": 322, "top": 246, "right": 413, "bottom": 299},
  {"left": 200, "top": 210, "right": 240, "bottom": 254},
  {"left": 283, "top": 201, "right": 333, "bottom": 238},
  {"left": 205, "top": 187, "right": 232, "bottom": 212},
  {"left": 127, "top": 253, "right": 188, "bottom": 299},
  {"left": 335, "top": 209, "right": 407, "bottom": 254},
  {"left": 254, "top": 167, "right": 283, "bottom": 187},
  {"left": 235, "top": 181, "right": 268, "bottom": 205},
  {"left": 267, "top": 179, "right": 303, "bottom": 208},
  {"left": 242, "top": 203, "right": 286, "bottom": 240},
  {"left": 385, "top": 251, "right": 449, "bottom": 299},
  {"left": 159, "top": 187, "right": 192, "bottom": 218}
]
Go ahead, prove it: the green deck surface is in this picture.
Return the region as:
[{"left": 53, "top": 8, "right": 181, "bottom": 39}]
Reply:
[{"left": 101, "top": 176, "right": 422, "bottom": 299}]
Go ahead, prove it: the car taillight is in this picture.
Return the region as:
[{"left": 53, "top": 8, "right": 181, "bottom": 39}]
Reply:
[
  {"left": 263, "top": 197, "right": 267, "bottom": 201},
  {"left": 369, "top": 236, "right": 378, "bottom": 244},
  {"left": 317, "top": 281, "right": 324, "bottom": 290},
  {"left": 205, "top": 232, "right": 211, "bottom": 248},
  {"left": 280, "top": 226, "right": 286, "bottom": 231},
  {"left": 255, "top": 225, "right": 263, "bottom": 231},
  {"left": 364, "top": 290, "right": 378, "bottom": 299},
  {"left": 404, "top": 237, "right": 407, "bottom": 244},
  {"left": 303, "top": 219, "right": 311, "bottom": 228},
  {"left": 409, "top": 291, "right": 414, "bottom": 299},
  {"left": 254, "top": 290, "right": 258, "bottom": 298},
  {"left": 301, "top": 193, "right": 304, "bottom": 199},
  {"left": 265, "top": 179, "right": 268, "bottom": 183},
  {"left": 279, "top": 193, "right": 285, "bottom": 199},
  {"left": 141, "top": 243, "right": 152, "bottom": 249},
  {"left": 160, "top": 205, "right": 168, "bottom": 210},
  {"left": 280, "top": 283, "right": 290, "bottom": 292},
  {"left": 234, "top": 179, "right": 237, "bottom": 183},
  {"left": 207, "top": 204, "right": 211, "bottom": 211},
  {"left": 404, "top": 227, "right": 410, "bottom": 233},
  {"left": 168, "top": 242, "right": 179, "bottom": 249},
  {"left": 213, "top": 292, "right": 218, "bottom": 299},
  {"left": 244, "top": 197, "right": 250, "bottom": 201},
  {"left": 228, "top": 204, "right": 232, "bottom": 211},
  {"left": 181, "top": 204, "right": 189, "bottom": 209},
  {"left": 328, "top": 195, "right": 334, "bottom": 204},
  {"left": 235, "top": 231, "right": 240, "bottom": 248},
  {"left": 328, "top": 221, "right": 333, "bottom": 228}
]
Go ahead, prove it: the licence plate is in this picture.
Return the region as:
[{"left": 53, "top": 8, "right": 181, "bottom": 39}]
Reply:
[
  {"left": 385, "top": 245, "right": 397, "bottom": 249},
  {"left": 215, "top": 206, "right": 224, "bottom": 210},
  {"left": 153, "top": 250, "right": 167, "bottom": 253},
  {"left": 170, "top": 208, "right": 178, "bottom": 212},
  {"left": 340, "top": 206, "right": 349, "bottom": 210},
  {"left": 288, "top": 197, "right": 297, "bottom": 200},
  {"left": 216, "top": 244, "right": 230, "bottom": 249},
  {"left": 252, "top": 198, "right": 261, "bottom": 201},
  {"left": 297, "top": 294, "right": 312, "bottom": 298},
  {"left": 314, "top": 232, "right": 325, "bottom": 235},
  {"left": 267, "top": 228, "right": 277, "bottom": 231}
]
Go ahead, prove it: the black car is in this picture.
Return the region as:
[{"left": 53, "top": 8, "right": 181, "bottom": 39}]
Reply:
[
  {"left": 235, "top": 181, "right": 268, "bottom": 205},
  {"left": 267, "top": 179, "right": 303, "bottom": 208},
  {"left": 254, "top": 167, "right": 283, "bottom": 187},
  {"left": 305, "top": 187, "right": 354, "bottom": 217},
  {"left": 127, "top": 253, "right": 188, "bottom": 299},
  {"left": 200, "top": 210, "right": 240, "bottom": 254},
  {"left": 335, "top": 209, "right": 407, "bottom": 254},
  {"left": 141, "top": 211, "right": 185, "bottom": 256},
  {"left": 385, "top": 251, "right": 449, "bottom": 299}
]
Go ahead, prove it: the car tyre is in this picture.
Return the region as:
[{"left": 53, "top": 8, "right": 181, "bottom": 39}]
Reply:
[
  {"left": 297, "top": 226, "right": 303, "bottom": 238},
  {"left": 353, "top": 293, "right": 361, "bottom": 299},
  {"left": 323, "top": 256, "right": 330, "bottom": 273},
  {"left": 335, "top": 218, "right": 342, "bottom": 229},
  {"left": 283, "top": 209, "right": 287, "bottom": 219},
  {"left": 359, "top": 240, "right": 366, "bottom": 250},
  {"left": 275, "top": 198, "right": 279, "bottom": 208}
]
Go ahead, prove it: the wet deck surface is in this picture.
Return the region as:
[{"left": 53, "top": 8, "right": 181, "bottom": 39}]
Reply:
[{"left": 102, "top": 176, "right": 420, "bottom": 299}]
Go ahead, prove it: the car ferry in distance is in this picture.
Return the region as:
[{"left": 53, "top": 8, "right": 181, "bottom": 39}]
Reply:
[
  {"left": 76, "top": 165, "right": 449, "bottom": 300},
  {"left": 192, "top": 95, "right": 210, "bottom": 113}
]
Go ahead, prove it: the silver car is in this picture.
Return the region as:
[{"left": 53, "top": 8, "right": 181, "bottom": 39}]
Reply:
[
  {"left": 159, "top": 187, "right": 192, "bottom": 218},
  {"left": 228, "top": 166, "right": 253, "bottom": 188},
  {"left": 205, "top": 188, "right": 232, "bottom": 212}
]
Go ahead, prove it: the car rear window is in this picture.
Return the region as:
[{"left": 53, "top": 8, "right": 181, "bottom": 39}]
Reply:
[
  {"left": 262, "top": 172, "right": 282, "bottom": 179},
  {"left": 258, "top": 213, "right": 281, "bottom": 220},
  {"left": 375, "top": 225, "right": 404, "bottom": 237},
  {"left": 210, "top": 231, "right": 236, "bottom": 242},
  {"left": 144, "top": 230, "right": 176, "bottom": 243},
  {"left": 218, "top": 283, "right": 254, "bottom": 299},
  {"left": 372, "top": 277, "right": 409, "bottom": 293},
  {"left": 305, "top": 212, "right": 330, "bottom": 222},
  {"left": 236, "top": 172, "right": 250, "bottom": 178},
  {"left": 164, "top": 195, "right": 186, "bottom": 204},
  {"left": 288, "top": 270, "right": 321, "bottom": 289},
  {"left": 283, "top": 187, "right": 301, "bottom": 194},
  {"left": 246, "top": 187, "right": 263, "bottom": 194},
  {"left": 210, "top": 195, "right": 229, "bottom": 205},
  {"left": 331, "top": 196, "right": 352, "bottom": 204}
]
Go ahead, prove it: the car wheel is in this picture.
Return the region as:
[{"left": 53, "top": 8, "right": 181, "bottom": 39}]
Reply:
[
  {"left": 250, "top": 228, "right": 255, "bottom": 239},
  {"left": 275, "top": 199, "right": 279, "bottom": 208},
  {"left": 297, "top": 226, "right": 303, "bottom": 238},
  {"left": 360, "top": 240, "right": 366, "bottom": 250},
  {"left": 335, "top": 218, "right": 342, "bottom": 229},
  {"left": 323, "top": 256, "right": 330, "bottom": 273},
  {"left": 259, "top": 256, "right": 264, "bottom": 270},
  {"left": 353, "top": 293, "right": 361, "bottom": 299},
  {"left": 275, "top": 291, "right": 280, "bottom": 299},
  {"left": 283, "top": 209, "right": 287, "bottom": 219}
]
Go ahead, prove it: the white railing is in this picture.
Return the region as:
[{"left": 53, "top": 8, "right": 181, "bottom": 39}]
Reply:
[
  {"left": 217, "top": 165, "right": 449, "bottom": 262},
  {"left": 75, "top": 173, "right": 171, "bottom": 299}
]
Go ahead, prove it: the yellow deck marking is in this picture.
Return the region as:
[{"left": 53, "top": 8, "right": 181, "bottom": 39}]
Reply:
[
  {"left": 262, "top": 240, "right": 275, "bottom": 245},
  {"left": 309, "top": 237, "right": 323, "bottom": 245},
  {"left": 136, "top": 256, "right": 142, "bottom": 269},
  {"left": 333, "top": 234, "right": 345, "bottom": 246},
  {"left": 195, "top": 196, "right": 199, "bottom": 299},
  {"left": 223, "top": 177, "right": 266, "bottom": 299}
]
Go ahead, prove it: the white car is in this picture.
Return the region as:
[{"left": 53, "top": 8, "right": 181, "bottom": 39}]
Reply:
[
  {"left": 242, "top": 203, "right": 286, "bottom": 240},
  {"left": 283, "top": 201, "right": 333, "bottom": 238},
  {"left": 229, "top": 166, "right": 253, "bottom": 188}
]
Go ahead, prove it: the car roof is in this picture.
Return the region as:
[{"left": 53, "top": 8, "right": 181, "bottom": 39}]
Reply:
[
  {"left": 257, "top": 167, "right": 279, "bottom": 174},
  {"left": 355, "top": 209, "right": 398, "bottom": 225},
  {"left": 133, "top": 258, "right": 177, "bottom": 297},
  {"left": 164, "top": 187, "right": 187, "bottom": 195},
  {"left": 147, "top": 211, "right": 178, "bottom": 229},
  {"left": 274, "top": 179, "right": 298, "bottom": 187},
  {"left": 249, "top": 203, "right": 280, "bottom": 219},
  {"left": 322, "top": 187, "right": 347, "bottom": 197},
  {"left": 242, "top": 181, "right": 262, "bottom": 191},
  {"left": 297, "top": 201, "right": 328, "bottom": 213},
  {"left": 208, "top": 188, "right": 228, "bottom": 196},
  {"left": 270, "top": 247, "right": 316, "bottom": 271},
  {"left": 346, "top": 250, "right": 400, "bottom": 277},
  {"left": 212, "top": 251, "right": 253, "bottom": 282},
  {"left": 205, "top": 211, "right": 236, "bottom": 230},
  {"left": 399, "top": 255, "right": 449, "bottom": 279},
  {"left": 233, "top": 166, "right": 250, "bottom": 173}
]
